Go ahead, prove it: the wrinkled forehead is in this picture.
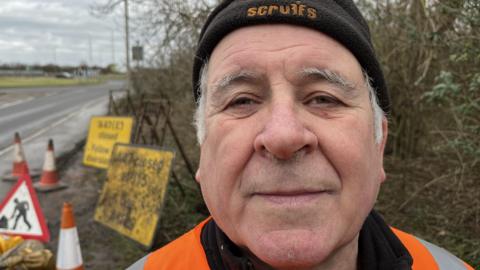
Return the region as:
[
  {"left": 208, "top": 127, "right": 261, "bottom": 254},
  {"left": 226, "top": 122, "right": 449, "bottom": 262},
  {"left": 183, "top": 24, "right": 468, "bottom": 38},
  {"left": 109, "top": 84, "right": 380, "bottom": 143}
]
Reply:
[{"left": 211, "top": 23, "right": 353, "bottom": 59}]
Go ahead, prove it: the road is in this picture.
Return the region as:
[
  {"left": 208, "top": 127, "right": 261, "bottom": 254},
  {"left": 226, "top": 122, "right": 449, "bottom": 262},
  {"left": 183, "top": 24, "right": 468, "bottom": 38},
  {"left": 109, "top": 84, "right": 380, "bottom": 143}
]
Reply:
[{"left": 0, "top": 80, "right": 126, "bottom": 199}]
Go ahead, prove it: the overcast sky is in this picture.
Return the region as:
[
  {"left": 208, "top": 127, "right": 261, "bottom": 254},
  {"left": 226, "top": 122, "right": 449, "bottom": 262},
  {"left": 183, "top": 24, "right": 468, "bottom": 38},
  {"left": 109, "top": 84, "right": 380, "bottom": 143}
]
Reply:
[{"left": 0, "top": 0, "right": 129, "bottom": 68}]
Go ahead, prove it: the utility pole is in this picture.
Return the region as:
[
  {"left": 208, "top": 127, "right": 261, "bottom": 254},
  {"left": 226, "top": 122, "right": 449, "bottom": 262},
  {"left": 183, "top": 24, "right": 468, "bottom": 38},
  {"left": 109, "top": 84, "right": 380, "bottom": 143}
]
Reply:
[
  {"left": 124, "top": 0, "right": 131, "bottom": 88},
  {"left": 111, "top": 30, "right": 115, "bottom": 65},
  {"left": 88, "top": 34, "right": 93, "bottom": 64},
  {"left": 87, "top": 34, "right": 93, "bottom": 78},
  {"left": 53, "top": 46, "right": 58, "bottom": 73},
  {"left": 53, "top": 47, "right": 57, "bottom": 64}
]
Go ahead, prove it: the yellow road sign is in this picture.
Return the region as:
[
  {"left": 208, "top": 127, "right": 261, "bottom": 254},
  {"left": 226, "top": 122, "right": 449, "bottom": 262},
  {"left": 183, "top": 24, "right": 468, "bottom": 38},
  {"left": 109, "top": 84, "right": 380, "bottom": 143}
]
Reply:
[
  {"left": 94, "top": 144, "right": 175, "bottom": 248},
  {"left": 83, "top": 116, "right": 134, "bottom": 169}
]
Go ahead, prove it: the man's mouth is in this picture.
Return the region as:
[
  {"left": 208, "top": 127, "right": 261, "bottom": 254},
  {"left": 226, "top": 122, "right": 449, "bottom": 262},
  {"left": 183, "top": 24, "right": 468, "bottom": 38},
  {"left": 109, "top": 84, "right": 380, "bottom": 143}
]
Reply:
[{"left": 253, "top": 190, "right": 331, "bottom": 205}]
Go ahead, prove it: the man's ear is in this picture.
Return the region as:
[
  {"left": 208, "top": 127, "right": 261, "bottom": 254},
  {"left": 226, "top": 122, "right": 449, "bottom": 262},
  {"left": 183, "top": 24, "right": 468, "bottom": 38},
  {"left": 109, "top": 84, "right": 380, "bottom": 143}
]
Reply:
[
  {"left": 380, "top": 116, "right": 388, "bottom": 154},
  {"left": 195, "top": 169, "right": 201, "bottom": 184},
  {"left": 378, "top": 116, "right": 388, "bottom": 183}
]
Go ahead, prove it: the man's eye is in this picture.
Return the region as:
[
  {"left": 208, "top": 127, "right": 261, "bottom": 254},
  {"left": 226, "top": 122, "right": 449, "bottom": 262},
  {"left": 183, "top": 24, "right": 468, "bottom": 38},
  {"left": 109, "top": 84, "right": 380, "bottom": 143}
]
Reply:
[
  {"left": 228, "top": 97, "right": 257, "bottom": 107},
  {"left": 306, "top": 95, "right": 342, "bottom": 107},
  {"left": 223, "top": 96, "right": 260, "bottom": 117}
]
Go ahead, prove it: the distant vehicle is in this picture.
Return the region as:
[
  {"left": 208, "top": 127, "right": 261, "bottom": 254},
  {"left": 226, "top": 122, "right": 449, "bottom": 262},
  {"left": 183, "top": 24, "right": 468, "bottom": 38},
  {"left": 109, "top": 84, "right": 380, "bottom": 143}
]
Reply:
[{"left": 55, "top": 72, "right": 73, "bottom": 79}]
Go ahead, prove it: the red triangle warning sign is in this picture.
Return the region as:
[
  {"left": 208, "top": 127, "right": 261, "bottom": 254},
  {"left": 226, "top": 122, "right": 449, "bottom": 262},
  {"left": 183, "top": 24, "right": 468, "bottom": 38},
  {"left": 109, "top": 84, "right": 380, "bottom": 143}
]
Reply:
[{"left": 0, "top": 173, "right": 50, "bottom": 242}]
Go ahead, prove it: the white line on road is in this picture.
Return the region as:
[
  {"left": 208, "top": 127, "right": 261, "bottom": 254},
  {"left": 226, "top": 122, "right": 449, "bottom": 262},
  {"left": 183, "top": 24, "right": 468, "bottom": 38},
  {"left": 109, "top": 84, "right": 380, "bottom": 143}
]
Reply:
[
  {"left": 0, "top": 91, "right": 61, "bottom": 110},
  {"left": 0, "top": 97, "right": 35, "bottom": 110},
  {"left": 0, "top": 97, "right": 107, "bottom": 157}
]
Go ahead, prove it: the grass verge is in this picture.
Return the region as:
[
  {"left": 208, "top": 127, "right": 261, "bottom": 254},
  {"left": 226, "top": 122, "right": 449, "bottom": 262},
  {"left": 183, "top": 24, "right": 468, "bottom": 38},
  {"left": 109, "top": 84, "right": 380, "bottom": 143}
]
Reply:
[{"left": 0, "top": 76, "right": 105, "bottom": 88}]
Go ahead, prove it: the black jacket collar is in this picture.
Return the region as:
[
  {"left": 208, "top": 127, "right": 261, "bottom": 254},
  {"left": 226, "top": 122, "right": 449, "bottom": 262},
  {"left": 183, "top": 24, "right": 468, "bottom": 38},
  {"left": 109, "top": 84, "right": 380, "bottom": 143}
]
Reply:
[{"left": 200, "top": 210, "right": 413, "bottom": 270}]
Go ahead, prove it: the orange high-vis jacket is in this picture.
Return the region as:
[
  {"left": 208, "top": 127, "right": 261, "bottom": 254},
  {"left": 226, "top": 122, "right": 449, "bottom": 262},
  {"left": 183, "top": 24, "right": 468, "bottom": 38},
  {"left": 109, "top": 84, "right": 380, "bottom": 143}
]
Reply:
[{"left": 127, "top": 219, "right": 474, "bottom": 270}]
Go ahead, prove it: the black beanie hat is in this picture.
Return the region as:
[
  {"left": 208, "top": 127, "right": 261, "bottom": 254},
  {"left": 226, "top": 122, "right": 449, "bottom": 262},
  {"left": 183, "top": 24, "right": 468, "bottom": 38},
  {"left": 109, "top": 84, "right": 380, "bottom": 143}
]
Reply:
[{"left": 192, "top": 0, "right": 389, "bottom": 112}]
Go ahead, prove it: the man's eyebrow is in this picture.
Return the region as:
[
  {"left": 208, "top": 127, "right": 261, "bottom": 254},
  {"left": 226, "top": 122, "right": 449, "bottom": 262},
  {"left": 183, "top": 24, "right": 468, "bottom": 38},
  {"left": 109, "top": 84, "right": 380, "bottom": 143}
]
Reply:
[
  {"left": 299, "top": 67, "right": 357, "bottom": 95},
  {"left": 212, "top": 70, "right": 260, "bottom": 94}
]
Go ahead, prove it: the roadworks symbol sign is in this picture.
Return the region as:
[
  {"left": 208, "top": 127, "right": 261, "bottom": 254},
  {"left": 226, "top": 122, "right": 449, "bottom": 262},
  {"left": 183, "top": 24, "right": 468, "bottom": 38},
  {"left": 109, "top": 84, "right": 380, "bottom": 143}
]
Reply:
[
  {"left": 0, "top": 174, "right": 50, "bottom": 242},
  {"left": 83, "top": 116, "right": 134, "bottom": 169},
  {"left": 94, "top": 144, "right": 175, "bottom": 248}
]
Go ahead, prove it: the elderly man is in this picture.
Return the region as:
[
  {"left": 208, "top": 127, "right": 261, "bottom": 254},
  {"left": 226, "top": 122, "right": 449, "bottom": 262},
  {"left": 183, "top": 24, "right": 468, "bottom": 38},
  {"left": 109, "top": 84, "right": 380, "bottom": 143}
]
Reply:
[{"left": 129, "top": 0, "right": 473, "bottom": 269}]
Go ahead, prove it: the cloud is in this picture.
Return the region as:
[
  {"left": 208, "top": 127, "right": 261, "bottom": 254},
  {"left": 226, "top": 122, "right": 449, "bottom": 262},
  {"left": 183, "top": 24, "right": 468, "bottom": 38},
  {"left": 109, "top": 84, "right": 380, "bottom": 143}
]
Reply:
[{"left": 0, "top": 0, "right": 127, "bottom": 67}]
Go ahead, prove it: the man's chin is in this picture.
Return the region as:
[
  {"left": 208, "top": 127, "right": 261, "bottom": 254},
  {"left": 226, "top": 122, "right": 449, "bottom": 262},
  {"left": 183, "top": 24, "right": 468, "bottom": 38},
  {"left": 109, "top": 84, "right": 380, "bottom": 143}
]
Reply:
[{"left": 245, "top": 229, "right": 334, "bottom": 269}]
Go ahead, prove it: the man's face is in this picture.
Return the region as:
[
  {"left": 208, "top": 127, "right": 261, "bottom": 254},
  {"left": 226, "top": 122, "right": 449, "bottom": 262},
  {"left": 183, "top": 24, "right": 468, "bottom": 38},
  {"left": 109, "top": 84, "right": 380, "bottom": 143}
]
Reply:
[{"left": 197, "top": 24, "right": 387, "bottom": 268}]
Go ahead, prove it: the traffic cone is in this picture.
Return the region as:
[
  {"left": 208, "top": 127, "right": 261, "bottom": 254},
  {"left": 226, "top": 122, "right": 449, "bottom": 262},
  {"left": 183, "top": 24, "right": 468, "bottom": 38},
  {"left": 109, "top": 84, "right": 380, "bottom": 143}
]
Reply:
[
  {"left": 56, "top": 202, "right": 84, "bottom": 270},
  {"left": 3, "top": 132, "right": 30, "bottom": 182},
  {"left": 34, "top": 139, "right": 67, "bottom": 192}
]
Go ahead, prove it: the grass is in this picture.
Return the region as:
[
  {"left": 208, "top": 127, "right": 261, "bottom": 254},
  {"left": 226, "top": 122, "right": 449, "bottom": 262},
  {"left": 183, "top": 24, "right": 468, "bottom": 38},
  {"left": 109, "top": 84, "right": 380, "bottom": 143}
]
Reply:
[
  {"left": 101, "top": 74, "right": 127, "bottom": 80},
  {"left": 0, "top": 76, "right": 112, "bottom": 88}
]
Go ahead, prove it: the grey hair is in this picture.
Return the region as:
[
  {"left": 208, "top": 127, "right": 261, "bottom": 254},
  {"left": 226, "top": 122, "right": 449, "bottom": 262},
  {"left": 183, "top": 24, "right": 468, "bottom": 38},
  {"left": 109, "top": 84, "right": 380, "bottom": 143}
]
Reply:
[
  {"left": 194, "top": 63, "right": 385, "bottom": 145},
  {"left": 365, "top": 73, "right": 385, "bottom": 144},
  {"left": 194, "top": 61, "right": 209, "bottom": 143}
]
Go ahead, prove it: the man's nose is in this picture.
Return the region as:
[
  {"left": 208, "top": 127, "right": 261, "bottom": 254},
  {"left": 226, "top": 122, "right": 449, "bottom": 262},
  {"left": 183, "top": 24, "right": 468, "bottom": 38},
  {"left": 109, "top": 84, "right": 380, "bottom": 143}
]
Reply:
[{"left": 253, "top": 103, "right": 318, "bottom": 160}]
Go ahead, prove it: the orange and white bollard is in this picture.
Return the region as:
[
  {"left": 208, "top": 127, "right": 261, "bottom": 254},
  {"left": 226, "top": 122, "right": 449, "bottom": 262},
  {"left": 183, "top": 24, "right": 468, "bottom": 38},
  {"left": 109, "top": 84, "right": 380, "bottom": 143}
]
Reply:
[
  {"left": 34, "top": 139, "right": 67, "bottom": 192},
  {"left": 3, "top": 132, "right": 30, "bottom": 181},
  {"left": 56, "top": 202, "right": 84, "bottom": 270}
]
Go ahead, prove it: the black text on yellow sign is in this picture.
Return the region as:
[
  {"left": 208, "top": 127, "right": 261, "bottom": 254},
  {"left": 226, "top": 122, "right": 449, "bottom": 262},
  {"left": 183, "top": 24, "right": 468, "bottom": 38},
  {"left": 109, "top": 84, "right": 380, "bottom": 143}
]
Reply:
[
  {"left": 83, "top": 116, "right": 134, "bottom": 169},
  {"left": 94, "top": 144, "right": 175, "bottom": 248}
]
